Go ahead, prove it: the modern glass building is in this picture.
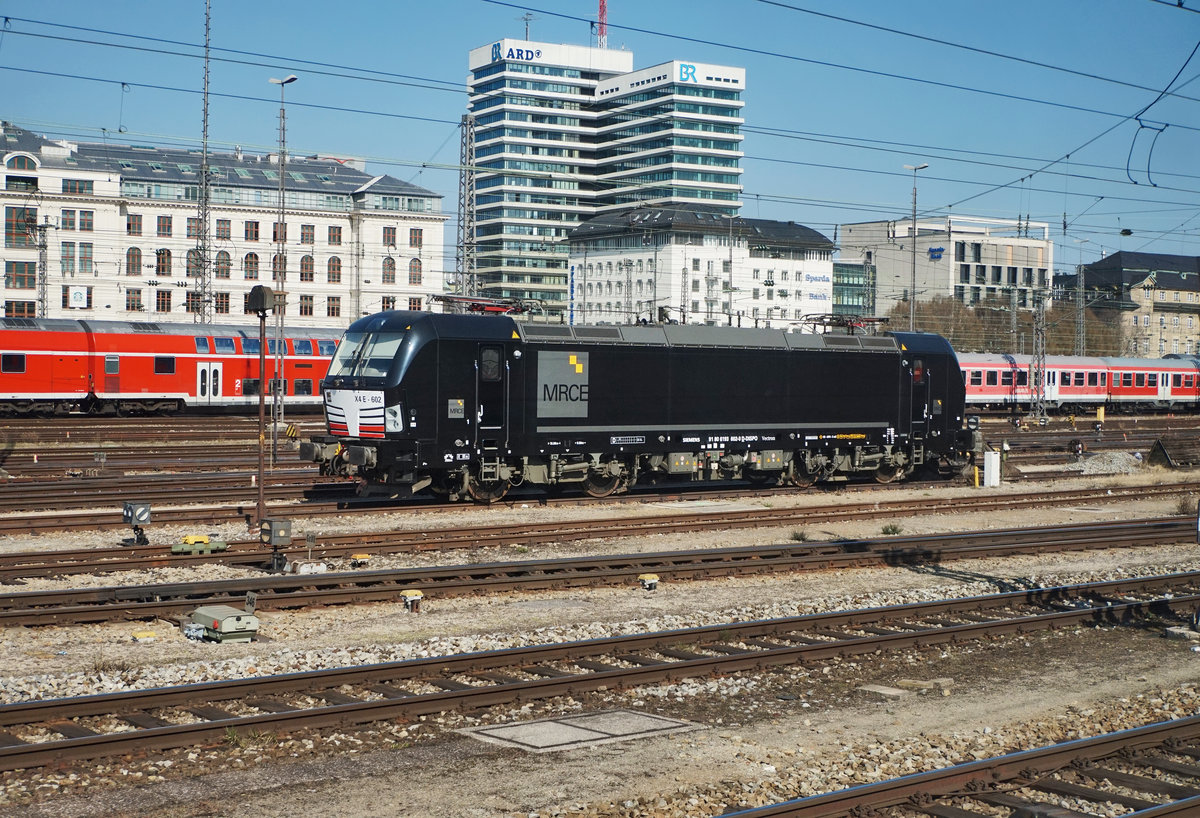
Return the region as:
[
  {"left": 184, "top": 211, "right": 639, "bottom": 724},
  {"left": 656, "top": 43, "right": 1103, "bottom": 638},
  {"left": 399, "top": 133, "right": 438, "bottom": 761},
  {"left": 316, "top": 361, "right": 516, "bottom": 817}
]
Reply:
[{"left": 466, "top": 39, "right": 744, "bottom": 317}]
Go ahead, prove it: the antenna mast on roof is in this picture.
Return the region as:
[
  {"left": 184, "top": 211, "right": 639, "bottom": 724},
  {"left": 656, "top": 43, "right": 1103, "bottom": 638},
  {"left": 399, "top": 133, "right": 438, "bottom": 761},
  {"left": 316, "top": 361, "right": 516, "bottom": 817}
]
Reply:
[{"left": 598, "top": 0, "right": 608, "bottom": 48}]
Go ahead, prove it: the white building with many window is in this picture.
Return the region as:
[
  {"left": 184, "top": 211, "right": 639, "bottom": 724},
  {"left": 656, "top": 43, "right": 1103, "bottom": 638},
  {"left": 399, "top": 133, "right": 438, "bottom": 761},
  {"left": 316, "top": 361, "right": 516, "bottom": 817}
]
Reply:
[
  {"left": 839, "top": 215, "right": 1054, "bottom": 318},
  {"left": 568, "top": 205, "right": 833, "bottom": 327},
  {"left": 2, "top": 121, "right": 447, "bottom": 325}
]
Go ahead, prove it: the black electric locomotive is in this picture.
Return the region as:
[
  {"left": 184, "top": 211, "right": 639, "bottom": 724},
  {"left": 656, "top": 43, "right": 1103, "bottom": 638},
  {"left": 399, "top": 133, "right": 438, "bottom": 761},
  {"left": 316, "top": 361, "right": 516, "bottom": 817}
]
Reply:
[{"left": 301, "top": 311, "right": 975, "bottom": 501}]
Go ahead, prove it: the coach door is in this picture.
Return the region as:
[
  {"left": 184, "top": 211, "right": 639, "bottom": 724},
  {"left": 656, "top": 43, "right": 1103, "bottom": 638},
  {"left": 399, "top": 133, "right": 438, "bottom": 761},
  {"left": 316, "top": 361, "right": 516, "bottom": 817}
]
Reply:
[
  {"left": 196, "top": 363, "right": 223, "bottom": 407},
  {"left": 475, "top": 345, "right": 508, "bottom": 450}
]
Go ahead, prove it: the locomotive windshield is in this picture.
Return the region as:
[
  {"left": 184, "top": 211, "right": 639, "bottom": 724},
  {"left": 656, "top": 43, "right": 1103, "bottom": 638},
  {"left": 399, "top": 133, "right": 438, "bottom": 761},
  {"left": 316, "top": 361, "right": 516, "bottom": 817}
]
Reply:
[{"left": 326, "top": 331, "right": 406, "bottom": 378}]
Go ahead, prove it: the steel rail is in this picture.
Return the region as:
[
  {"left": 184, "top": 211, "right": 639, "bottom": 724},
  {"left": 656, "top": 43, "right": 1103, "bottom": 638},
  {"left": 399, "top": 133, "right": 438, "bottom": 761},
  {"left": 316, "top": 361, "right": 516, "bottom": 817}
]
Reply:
[
  {"left": 0, "top": 479, "right": 1193, "bottom": 580},
  {"left": 721, "top": 717, "right": 1200, "bottom": 817},
  {"left": 0, "top": 477, "right": 1194, "bottom": 542},
  {"left": 0, "top": 517, "right": 1192, "bottom": 625},
  {"left": 0, "top": 572, "right": 1194, "bottom": 772}
]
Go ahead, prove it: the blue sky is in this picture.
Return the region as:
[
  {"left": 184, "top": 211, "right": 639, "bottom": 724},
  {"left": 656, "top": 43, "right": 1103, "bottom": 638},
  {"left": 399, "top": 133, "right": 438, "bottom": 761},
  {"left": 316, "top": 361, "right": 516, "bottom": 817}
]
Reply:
[{"left": 4, "top": 0, "right": 1199, "bottom": 269}]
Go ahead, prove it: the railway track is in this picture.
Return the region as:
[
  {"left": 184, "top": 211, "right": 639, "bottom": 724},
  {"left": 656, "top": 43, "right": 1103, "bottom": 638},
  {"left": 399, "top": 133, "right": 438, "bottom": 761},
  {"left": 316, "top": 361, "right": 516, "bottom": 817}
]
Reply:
[
  {"left": 0, "top": 517, "right": 1190, "bottom": 625},
  {"left": 728, "top": 715, "right": 1200, "bottom": 817},
  {"left": 0, "top": 571, "right": 1193, "bottom": 773},
  {"left": 0, "top": 474, "right": 1190, "bottom": 537}
]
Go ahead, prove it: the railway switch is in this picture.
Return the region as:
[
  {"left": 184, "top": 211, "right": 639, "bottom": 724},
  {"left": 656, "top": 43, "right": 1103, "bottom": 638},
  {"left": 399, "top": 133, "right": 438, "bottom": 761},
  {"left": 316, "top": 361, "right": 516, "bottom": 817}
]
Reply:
[
  {"left": 400, "top": 589, "right": 424, "bottom": 612},
  {"left": 638, "top": 573, "right": 660, "bottom": 591},
  {"left": 122, "top": 501, "right": 151, "bottom": 546},
  {"left": 188, "top": 605, "right": 260, "bottom": 643}
]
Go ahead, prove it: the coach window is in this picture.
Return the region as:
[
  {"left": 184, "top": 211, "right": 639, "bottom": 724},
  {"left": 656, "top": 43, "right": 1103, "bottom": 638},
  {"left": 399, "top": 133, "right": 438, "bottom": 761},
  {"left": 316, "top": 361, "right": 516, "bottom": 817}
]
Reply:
[
  {"left": 1, "top": 353, "right": 25, "bottom": 373},
  {"left": 1017, "top": 372, "right": 1028, "bottom": 386},
  {"left": 105, "top": 355, "right": 119, "bottom": 375},
  {"left": 267, "top": 338, "right": 283, "bottom": 356},
  {"left": 243, "top": 378, "right": 260, "bottom": 396},
  {"left": 1148, "top": 373, "right": 1157, "bottom": 387},
  {"left": 243, "top": 338, "right": 261, "bottom": 355},
  {"left": 317, "top": 340, "right": 337, "bottom": 356},
  {"left": 214, "top": 337, "right": 235, "bottom": 354},
  {"left": 480, "top": 346, "right": 502, "bottom": 382},
  {"left": 195, "top": 337, "right": 210, "bottom": 353},
  {"left": 1000, "top": 371, "right": 1012, "bottom": 387},
  {"left": 294, "top": 339, "right": 314, "bottom": 355},
  {"left": 154, "top": 357, "right": 175, "bottom": 375},
  {"left": 1100, "top": 373, "right": 1107, "bottom": 386},
  {"left": 985, "top": 371, "right": 997, "bottom": 386},
  {"left": 1088, "top": 372, "right": 1098, "bottom": 386},
  {"left": 1074, "top": 373, "right": 1085, "bottom": 386},
  {"left": 1122, "top": 372, "right": 1132, "bottom": 387},
  {"left": 294, "top": 379, "right": 313, "bottom": 396},
  {"left": 1136, "top": 374, "right": 1145, "bottom": 387},
  {"left": 1173, "top": 374, "right": 1182, "bottom": 388},
  {"left": 1060, "top": 371, "right": 1070, "bottom": 386}
]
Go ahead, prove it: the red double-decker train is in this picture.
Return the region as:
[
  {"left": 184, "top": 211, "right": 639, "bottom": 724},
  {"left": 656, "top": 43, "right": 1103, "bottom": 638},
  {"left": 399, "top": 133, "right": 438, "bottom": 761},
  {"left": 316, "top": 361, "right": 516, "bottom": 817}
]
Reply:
[
  {"left": 0, "top": 318, "right": 340, "bottom": 415},
  {"left": 958, "top": 352, "right": 1200, "bottom": 413}
]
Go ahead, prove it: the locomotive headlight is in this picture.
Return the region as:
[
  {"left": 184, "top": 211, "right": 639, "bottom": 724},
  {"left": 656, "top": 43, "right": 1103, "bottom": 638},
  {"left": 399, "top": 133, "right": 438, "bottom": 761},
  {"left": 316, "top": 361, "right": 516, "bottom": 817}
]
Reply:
[{"left": 385, "top": 404, "right": 404, "bottom": 432}]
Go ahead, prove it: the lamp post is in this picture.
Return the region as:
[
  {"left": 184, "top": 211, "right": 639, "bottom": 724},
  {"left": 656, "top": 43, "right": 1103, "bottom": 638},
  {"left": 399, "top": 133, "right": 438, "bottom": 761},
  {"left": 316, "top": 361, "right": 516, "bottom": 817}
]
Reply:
[
  {"left": 269, "top": 74, "right": 297, "bottom": 468},
  {"left": 904, "top": 162, "right": 928, "bottom": 331}
]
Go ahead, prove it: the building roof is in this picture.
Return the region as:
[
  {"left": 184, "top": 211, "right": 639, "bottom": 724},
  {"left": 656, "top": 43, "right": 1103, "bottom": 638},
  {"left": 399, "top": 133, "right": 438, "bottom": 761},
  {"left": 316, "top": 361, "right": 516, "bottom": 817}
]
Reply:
[
  {"left": 1, "top": 121, "right": 440, "bottom": 200},
  {"left": 1081, "top": 250, "right": 1200, "bottom": 291},
  {"left": 568, "top": 205, "right": 833, "bottom": 248}
]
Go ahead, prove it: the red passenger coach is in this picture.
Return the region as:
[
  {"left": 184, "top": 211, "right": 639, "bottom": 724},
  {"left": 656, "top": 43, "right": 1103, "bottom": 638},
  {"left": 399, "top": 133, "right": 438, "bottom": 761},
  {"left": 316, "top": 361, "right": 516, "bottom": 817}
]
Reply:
[{"left": 0, "top": 318, "right": 339, "bottom": 415}]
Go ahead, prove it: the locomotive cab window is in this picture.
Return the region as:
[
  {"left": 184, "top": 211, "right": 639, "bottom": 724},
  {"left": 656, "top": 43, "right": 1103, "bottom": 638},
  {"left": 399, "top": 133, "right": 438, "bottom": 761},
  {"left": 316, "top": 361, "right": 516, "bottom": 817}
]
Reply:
[
  {"left": 214, "top": 337, "right": 235, "bottom": 354},
  {"left": 194, "top": 337, "right": 210, "bottom": 354},
  {"left": 153, "top": 356, "right": 175, "bottom": 375},
  {"left": 1, "top": 353, "right": 25, "bottom": 373},
  {"left": 326, "top": 331, "right": 405, "bottom": 378},
  {"left": 480, "top": 346, "right": 503, "bottom": 382}
]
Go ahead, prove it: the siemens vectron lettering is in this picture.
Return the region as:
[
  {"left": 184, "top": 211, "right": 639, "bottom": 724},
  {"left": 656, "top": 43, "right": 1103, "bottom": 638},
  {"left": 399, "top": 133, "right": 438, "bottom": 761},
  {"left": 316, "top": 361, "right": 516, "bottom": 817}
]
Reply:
[{"left": 537, "top": 351, "right": 589, "bottom": 418}]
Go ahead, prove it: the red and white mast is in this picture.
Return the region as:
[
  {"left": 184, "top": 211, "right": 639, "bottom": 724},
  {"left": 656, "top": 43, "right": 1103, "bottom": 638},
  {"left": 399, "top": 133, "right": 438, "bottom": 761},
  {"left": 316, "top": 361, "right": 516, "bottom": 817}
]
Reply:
[{"left": 598, "top": 0, "right": 608, "bottom": 48}]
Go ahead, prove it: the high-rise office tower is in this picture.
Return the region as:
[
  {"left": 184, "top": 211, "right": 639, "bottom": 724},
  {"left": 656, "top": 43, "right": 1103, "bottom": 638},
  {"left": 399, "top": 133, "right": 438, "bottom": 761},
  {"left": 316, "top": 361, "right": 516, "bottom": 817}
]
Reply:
[{"left": 466, "top": 39, "right": 744, "bottom": 316}]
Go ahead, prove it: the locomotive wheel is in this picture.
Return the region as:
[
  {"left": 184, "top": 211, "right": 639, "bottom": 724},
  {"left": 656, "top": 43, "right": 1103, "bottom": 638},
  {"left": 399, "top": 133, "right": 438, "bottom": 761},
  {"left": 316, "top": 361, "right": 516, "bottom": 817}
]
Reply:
[
  {"left": 583, "top": 471, "right": 622, "bottom": 498},
  {"left": 874, "top": 464, "right": 906, "bottom": 484},
  {"left": 466, "top": 475, "right": 511, "bottom": 504}
]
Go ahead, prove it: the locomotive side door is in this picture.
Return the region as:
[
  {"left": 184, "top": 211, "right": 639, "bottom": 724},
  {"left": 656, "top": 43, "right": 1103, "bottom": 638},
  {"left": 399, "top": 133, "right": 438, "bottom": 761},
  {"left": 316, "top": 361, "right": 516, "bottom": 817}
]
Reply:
[
  {"left": 475, "top": 344, "right": 508, "bottom": 450},
  {"left": 907, "top": 356, "right": 928, "bottom": 441},
  {"left": 196, "top": 362, "right": 223, "bottom": 407}
]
